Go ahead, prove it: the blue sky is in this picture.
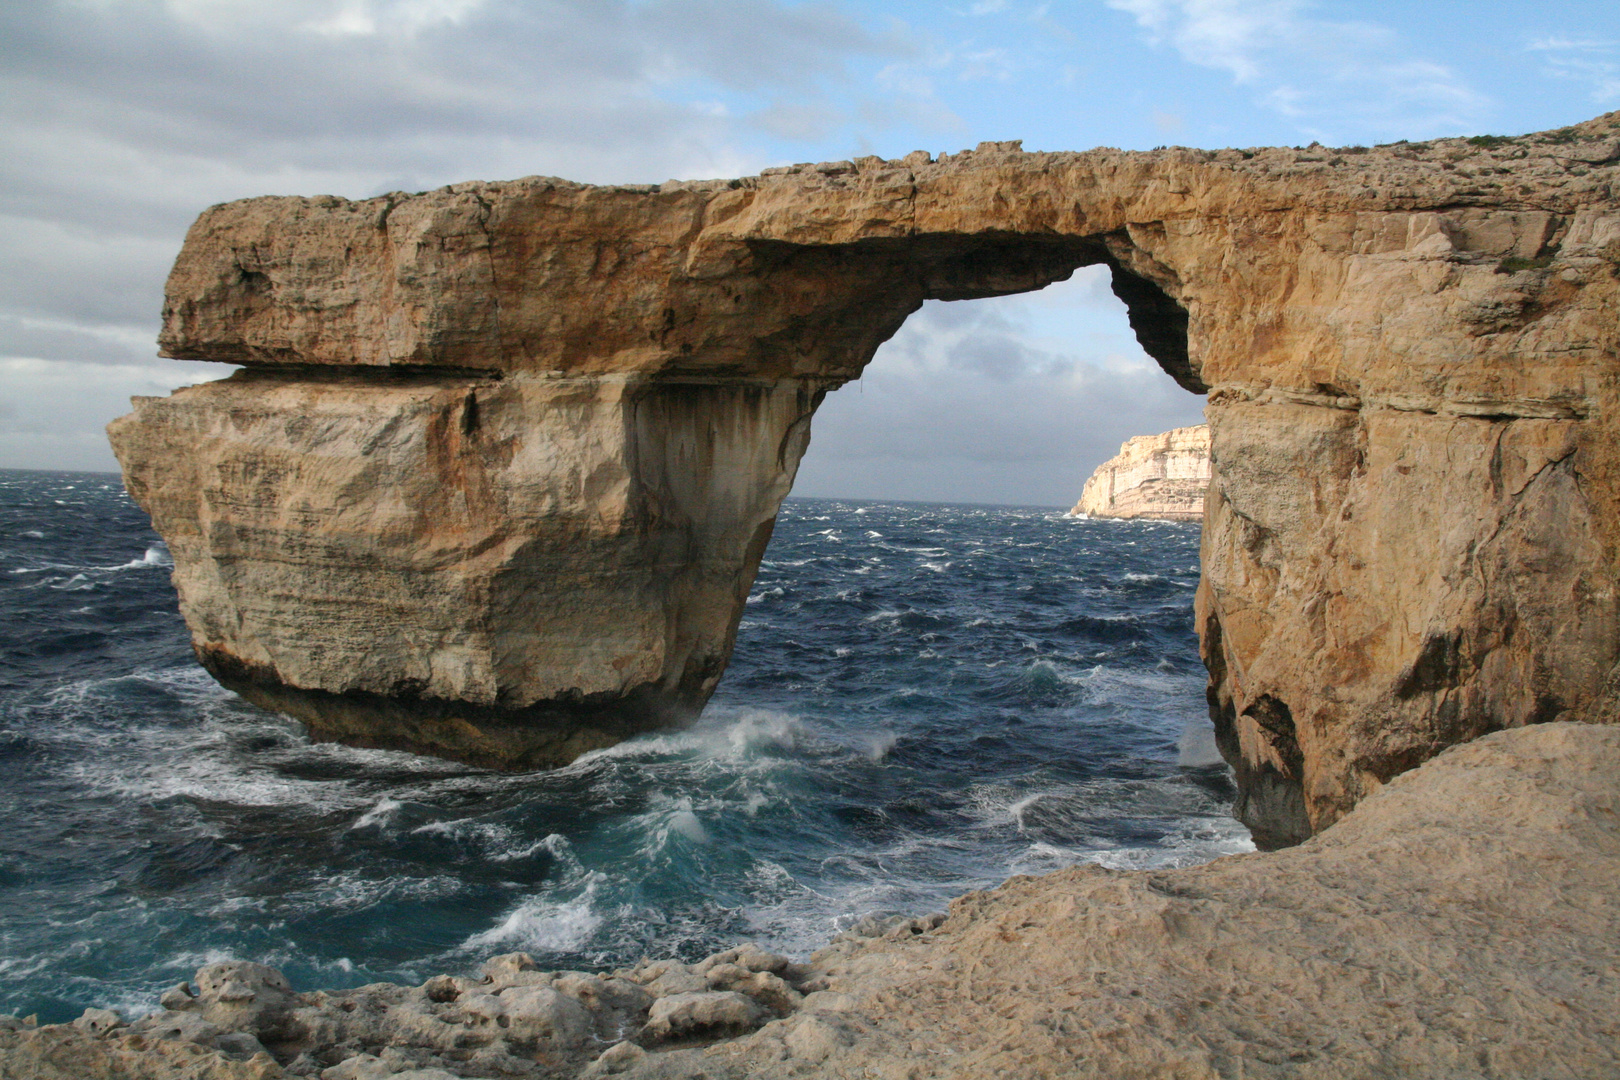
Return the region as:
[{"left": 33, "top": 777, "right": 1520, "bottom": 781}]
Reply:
[{"left": 1, "top": 1, "right": 1616, "bottom": 504}]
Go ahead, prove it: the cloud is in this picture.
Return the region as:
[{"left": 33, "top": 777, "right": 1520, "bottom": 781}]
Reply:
[
  {"left": 0, "top": 356, "right": 236, "bottom": 473},
  {"left": 792, "top": 268, "right": 1208, "bottom": 507},
  {"left": 1105, "top": 0, "right": 1490, "bottom": 141},
  {"left": 1529, "top": 37, "right": 1620, "bottom": 105},
  {"left": 0, "top": 0, "right": 926, "bottom": 473}
]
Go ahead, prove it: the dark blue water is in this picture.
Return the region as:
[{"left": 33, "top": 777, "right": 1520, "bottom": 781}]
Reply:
[{"left": 0, "top": 468, "right": 1249, "bottom": 1023}]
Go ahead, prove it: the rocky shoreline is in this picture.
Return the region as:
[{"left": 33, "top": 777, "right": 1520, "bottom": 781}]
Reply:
[{"left": 6, "top": 722, "right": 1616, "bottom": 1080}]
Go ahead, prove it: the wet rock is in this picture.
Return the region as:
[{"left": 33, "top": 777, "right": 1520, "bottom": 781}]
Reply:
[
  {"left": 695, "top": 943, "right": 791, "bottom": 976},
  {"left": 478, "top": 952, "right": 537, "bottom": 985},
  {"left": 320, "top": 1055, "right": 458, "bottom": 1080},
  {"left": 493, "top": 984, "right": 593, "bottom": 1048},
  {"left": 161, "top": 981, "right": 200, "bottom": 1011},
  {"left": 195, "top": 961, "right": 300, "bottom": 1042},
  {"left": 129, "top": 1008, "right": 227, "bottom": 1047},
  {"left": 216, "top": 1030, "right": 272, "bottom": 1061},
  {"left": 628, "top": 960, "right": 708, "bottom": 998}
]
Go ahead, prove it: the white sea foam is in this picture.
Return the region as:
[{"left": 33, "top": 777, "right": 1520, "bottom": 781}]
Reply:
[
  {"left": 349, "top": 798, "right": 402, "bottom": 831},
  {"left": 1177, "top": 719, "right": 1224, "bottom": 767},
  {"left": 724, "top": 709, "right": 802, "bottom": 755},
  {"left": 567, "top": 708, "right": 807, "bottom": 775},
  {"left": 111, "top": 544, "right": 172, "bottom": 571},
  {"left": 464, "top": 880, "right": 604, "bottom": 955},
  {"left": 667, "top": 806, "right": 710, "bottom": 844},
  {"left": 861, "top": 731, "right": 899, "bottom": 762}
]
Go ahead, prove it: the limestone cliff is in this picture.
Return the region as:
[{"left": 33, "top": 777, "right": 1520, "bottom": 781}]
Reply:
[
  {"left": 1071, "top": 424, "right": 1209, "bottom": 520},
  {"left": 112, "top": 114, "right": 1620, "bottom": 845}
]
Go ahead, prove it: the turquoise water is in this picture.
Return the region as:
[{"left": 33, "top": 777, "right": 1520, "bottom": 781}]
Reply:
[{"left": 0, "top": 469, "right": 1250, "bottom": 1023}]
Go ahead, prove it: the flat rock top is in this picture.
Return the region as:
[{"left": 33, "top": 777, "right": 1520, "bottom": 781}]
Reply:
[{"left": 156, "top": 112, "right": 1620, "bottom": 374}]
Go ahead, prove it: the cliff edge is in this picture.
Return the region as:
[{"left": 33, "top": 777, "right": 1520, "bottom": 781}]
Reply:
[{"left": 1071, "top": 424, "right": 1210, "bottom": 521}]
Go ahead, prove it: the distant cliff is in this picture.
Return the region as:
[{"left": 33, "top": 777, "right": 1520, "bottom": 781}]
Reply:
[{"left": 1070, "top": 425, "right": 1210, "bottom": 521}]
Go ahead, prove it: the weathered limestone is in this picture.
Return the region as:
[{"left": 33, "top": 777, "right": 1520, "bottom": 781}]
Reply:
[
  {"left": 113, "top": 115, "right": 1620, "bottom": 842},
  {"left": 1070, "top": 424, "right": 1210, "bottom": 520},
  {"left": 114, "top": 369, "right": 816, "bottom": 767},
  {"left": 8, "top": 723, "right": 1618, "bottom": 1078}
]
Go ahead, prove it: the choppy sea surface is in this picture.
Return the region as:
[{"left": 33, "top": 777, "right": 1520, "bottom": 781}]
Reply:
[{"left": 0, "top": 468, "right": 1251, "bottom": 1023}]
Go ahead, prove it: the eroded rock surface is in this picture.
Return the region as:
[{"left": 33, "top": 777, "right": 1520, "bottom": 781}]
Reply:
[
  {"left": 7, "top": 723, "right": 1616, "bottom": 1079},
  {"left": 1070, "top": 424, "right": 1210, "bottom": 521},
  {"left": 112, "top": 114, "right": 1620, "bottom": 836}
]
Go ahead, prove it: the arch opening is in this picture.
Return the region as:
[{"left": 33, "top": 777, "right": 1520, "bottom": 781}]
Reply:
[
  {"left": 792, "top": 262, "right": 1204, "bottom": 509},
  {"left": 702, "top": 264, "right": 1243, "bottom": 906}
]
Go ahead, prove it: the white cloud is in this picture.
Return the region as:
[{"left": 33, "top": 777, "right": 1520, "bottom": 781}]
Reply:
[
  {"left": 1108, "top": 0, "right": 1301, "bottom": 84},
  {"left": 1105, "top": 0, "right": 1489, "bottom": 141},
  {"left": 1529, "top": 37, "right": 1620, "bottom": 105}
]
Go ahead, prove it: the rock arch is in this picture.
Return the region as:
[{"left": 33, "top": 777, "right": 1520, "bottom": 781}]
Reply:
[{"left": 112, "top": 116, "right": 1620, "bottom": 845}]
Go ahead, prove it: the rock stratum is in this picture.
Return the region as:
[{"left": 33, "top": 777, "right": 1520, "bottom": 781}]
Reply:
[
  {"left": 111, "top": 113, "right": 1620, "bottom": 844},
  {"left": 6, "top": 723, "right": 1617, "bottom": 1079},
  {"left": 1070, "top": 424, "right": 1210, "bottom": 521}
]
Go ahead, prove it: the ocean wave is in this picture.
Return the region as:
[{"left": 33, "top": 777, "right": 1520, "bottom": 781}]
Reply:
[{"left": 462, "top": 879, "right": 605, "bottom": 956}]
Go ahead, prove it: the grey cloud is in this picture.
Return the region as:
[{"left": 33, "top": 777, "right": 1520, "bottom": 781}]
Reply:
[
  {"left": 0, "top": 0, "right": 917, "bottom": 460},
  {"left": 638, "top": 0, "right": 908, "bottom": 91},
  {"left": 795, "top": 358, "right": 1206, "bottom": 506},
  {"left": 0, "top": 0, "right": 922, "bottom": 476},
  {"left": 0, "top": 1, "right": 902, "bottom": 180},
  {"left": 792, "top": 285, "right": 1208, "bottom": 506},
  {"left": 0, "top": 314, "right": 156, "bottom": 368},
  {"left": 0, "top": 216, "right": 175, "bottom": 329}
]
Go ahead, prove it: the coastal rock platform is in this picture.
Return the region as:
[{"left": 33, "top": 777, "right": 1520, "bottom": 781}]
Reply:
[{"left": 7, "top": 723, "right": 1616, "bottom": 1079}]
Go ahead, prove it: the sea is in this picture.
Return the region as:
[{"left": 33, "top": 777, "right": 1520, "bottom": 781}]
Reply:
[{"left": 0, "top": 468, "right": 1252, "bottom": 1024}]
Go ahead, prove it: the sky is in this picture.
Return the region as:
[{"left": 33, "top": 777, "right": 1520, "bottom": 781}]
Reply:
[{"left": 1, "top": 1, "right": 1617, "bottom": 506}]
